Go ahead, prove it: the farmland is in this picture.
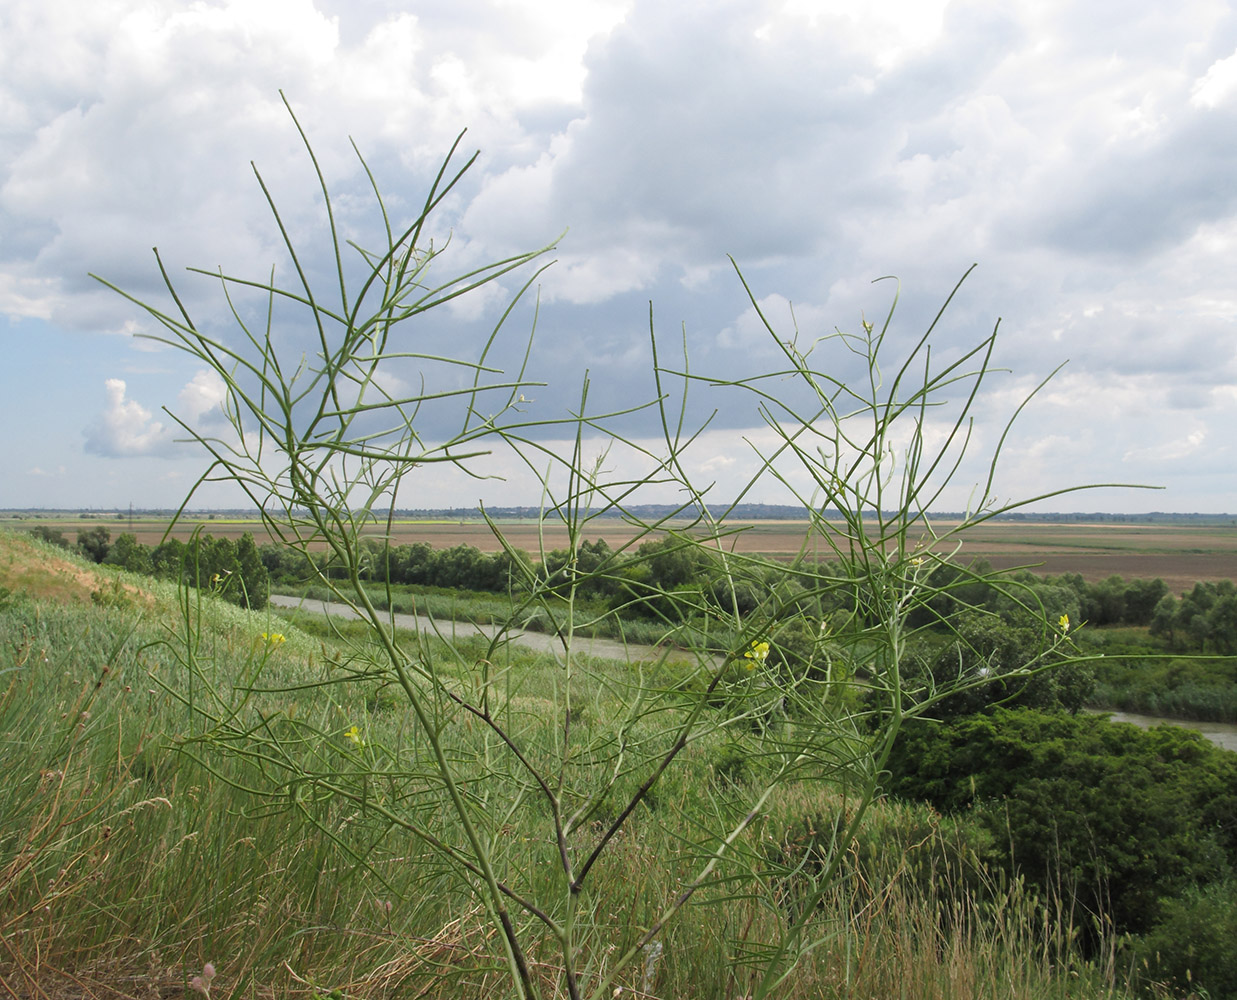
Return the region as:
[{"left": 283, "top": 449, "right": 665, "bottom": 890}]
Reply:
[{"left": 9, "top": 513, "right": 1237, "bottom": 593}]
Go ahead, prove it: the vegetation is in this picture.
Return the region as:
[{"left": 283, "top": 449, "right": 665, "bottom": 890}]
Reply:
[
  {"left": 29, "top": 522, "right": 1236, "bottom": 722},
  {"left": 29, "top": 523, "right": 270, "bottom": 610},
  {"left": 885, "top": 709, "right": 1237, "bottom": 938},
  {"left": 0, "top": 530, "right": 1152, "bottom": 999},
  {"left": 3, "top": 100, "right": 1229, "bottom": 1000}
]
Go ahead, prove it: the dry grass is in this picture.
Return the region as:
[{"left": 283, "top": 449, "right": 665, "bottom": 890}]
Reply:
[{"left": 0, "top": 531, "right": 155, "bottom": 608}]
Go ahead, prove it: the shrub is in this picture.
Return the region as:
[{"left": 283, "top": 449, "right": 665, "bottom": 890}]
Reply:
[
  {"left": 885, "top": 708, "right": 1237, "bottom": 939},
  {"left": 1135, "top": 877, "right": 1237, "bottom": 1000}
]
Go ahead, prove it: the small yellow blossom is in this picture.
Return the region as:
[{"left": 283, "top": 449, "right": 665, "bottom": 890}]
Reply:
[
  {"left": 910, "top": 556, "right": 925, "bottom": 568},
  {"left": 1058, "top": 614, "right": 1070, "bottom": 634},
  {"left": 344, "top": 725, "right": 364, "bottom": 748},
  {"left": 262, "top": 632, "right": 286, "bottom": 645},
  {"left": 743, "top": 640, "right": 771, "bottom": 670}
]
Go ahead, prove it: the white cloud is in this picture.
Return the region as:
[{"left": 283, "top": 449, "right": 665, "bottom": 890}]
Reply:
[
  {"left": 4, "top": 0, "right": 1237, "bottom": 510},
  {"left": 83, "top": 370, "right": 233, "bottom": 458},
  {"left": 1123, "top": 427, "right": 1208, "bottom": 464},
  {"left": 1191, "top": 47, "right": 1237, "bottom": 109},
  {"left": 177, "top": 369, "right": 228, "bottom": 423},
  {"left": 83, "top": 378, "right": 175, "bottom": 457}
]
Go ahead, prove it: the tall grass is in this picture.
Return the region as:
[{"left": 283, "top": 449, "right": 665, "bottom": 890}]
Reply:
[
  {"left": 0, "top": 596, "right": 407, "bottom": 995},
  {"left": 0, "top": 544, "right": 1138, "bottom": 998}
]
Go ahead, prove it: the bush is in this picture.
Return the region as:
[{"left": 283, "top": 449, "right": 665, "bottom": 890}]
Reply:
[
  {"left": 1135, "top": 878, "right": 1237, "bottom": 999},
  {"left": 884, "top": 709, "right": 1237, "bottom": 938}
]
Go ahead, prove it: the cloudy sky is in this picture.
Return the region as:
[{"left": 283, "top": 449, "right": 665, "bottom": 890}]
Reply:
[{"left": 2, "top": 0, "right": 1235, "bottom": 514}]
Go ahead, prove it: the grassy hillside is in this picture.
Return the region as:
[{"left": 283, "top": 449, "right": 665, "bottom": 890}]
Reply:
[{"left": 0, "top": 529, "right": 1150, "bottom": 999}]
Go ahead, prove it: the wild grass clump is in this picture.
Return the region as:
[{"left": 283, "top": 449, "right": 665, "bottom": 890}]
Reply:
[{"left": 0, "top": 595, "right": 344, "bottom": 990}]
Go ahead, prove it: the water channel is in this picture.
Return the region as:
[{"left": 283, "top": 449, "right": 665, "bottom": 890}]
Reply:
[
  {"left": 270, "top": 595, "right": 1237, "bottom": 753},
  {"left": 1096, "top": 710, "right": 1237, "bottom": 753}
]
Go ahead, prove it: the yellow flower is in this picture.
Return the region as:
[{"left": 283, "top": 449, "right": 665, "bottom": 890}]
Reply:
[
  {"left": 1058, "top": 614, "right": 1070, "bottom": 634},
  {"left": 743, "top": 640, "right": 770, "bottom": 669},
  {"left": 262, "top": 632, "right": 286, "bottom": 645},
  {"left": 344, "top": 725, "right": 364, "bottom": 747}
]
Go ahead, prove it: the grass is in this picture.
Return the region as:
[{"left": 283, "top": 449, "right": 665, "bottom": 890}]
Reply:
[{"left": 0, "top": 529, "right": 1151, "bottom": 999}]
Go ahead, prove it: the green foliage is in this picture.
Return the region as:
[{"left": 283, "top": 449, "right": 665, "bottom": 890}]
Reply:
[
  {"left": 1120, "top": 576, "right": 1169, "bottom": 626},
  {"left": 1091, "top": 650, "right": 1237, "bottom": 722},
  {"left": 102, "top": 532, "right": 153, "bottom": 575},
  {"left": 174, "top": 532, "right": 270, "bottom": 610},
  {"left": 911, "top": 610, "right": 1095, "bottom": 716},
  {"left": 29, "top": 525, "right": 70, "bottom": 549},
  {"left": 1135, "top": 877, "right": 1237, "bottom": 999},
  {"left": 1151, "top": 581, "right": 1237, "bottom": 654},
  {"left": 885, "top": 708, "right": 1237, "bottom": 946},
  {"left": 1066, "top": 573, "right": 1170, "bottom": 627},
  {"left": 76, "top": 525, "right": 111, "bottom": 563}
]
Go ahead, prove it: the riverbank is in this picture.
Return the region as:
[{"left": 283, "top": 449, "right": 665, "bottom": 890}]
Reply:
[{"left": 268, "top": 594, "right": 707, "bottom": 664}]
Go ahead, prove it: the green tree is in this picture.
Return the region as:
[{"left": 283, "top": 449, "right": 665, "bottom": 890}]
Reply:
[
  {"left": 885, "top": 709, "right": 1237, "bottom": 939},
  {"left": 1207, "top": 591, "right": 1237, "bottom": 655},
  {"left": 76, "top": 526, "right": 111, "bottom": 563},
  {"left": 234, "top": 532, "right": 269, "bottom": 610},
  {"left": 1080, "top": 575, "right": 1127, "bottom": 626},
  {"left": 392, "top": 542, "right": 436, "bottom": 586},
  {"left": 29, "top": 525, "right": 70, "bottom": 548},
  {"left": 184, "top": 534, "right": 268, "bottom": 610},
  {"left": 148, "top": 538, "right": 186, "bottom": 580},
  {"left": 1149, "top": 592, "right": 1178, "bottom": 646},
  {"left": 102, "top": 533, "right": 153, "bottom": 575},
  {"left": 258, "top": 541, "right": 306, "bottom": 585},
  {"left": 1123, "top": 577, "right": 1168, "bottom": 625}
]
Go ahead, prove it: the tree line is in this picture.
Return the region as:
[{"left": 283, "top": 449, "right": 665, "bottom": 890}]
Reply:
[{"left": 30, "top": 525, "right": 270, "bottom": 610}]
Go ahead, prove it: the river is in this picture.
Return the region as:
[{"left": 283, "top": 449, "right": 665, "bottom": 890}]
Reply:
[
  {"left": 1096, "top": 710, "right": 1237, "bottom": 753},
  {"left": 270, "top": 595, "right": 1237, "bottom": 752}
]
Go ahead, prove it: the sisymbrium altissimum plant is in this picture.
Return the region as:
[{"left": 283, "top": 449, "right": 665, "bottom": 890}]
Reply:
[{"left": 95, "top": 97, "right": 1136, "bottom": 1000}]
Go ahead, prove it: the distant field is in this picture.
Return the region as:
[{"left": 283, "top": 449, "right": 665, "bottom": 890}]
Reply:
[{"left": 10, "top": 514, "right": 1237, "bottom": 593}]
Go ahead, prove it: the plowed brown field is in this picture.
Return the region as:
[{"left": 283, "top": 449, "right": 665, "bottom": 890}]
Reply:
[{"left": 17, "top": 515, "right": 1237, "bottom": 593}]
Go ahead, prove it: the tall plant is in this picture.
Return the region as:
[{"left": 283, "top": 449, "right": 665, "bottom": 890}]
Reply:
[{"left": 95, "top": 99, "right": 1133, "bottom": 999}]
